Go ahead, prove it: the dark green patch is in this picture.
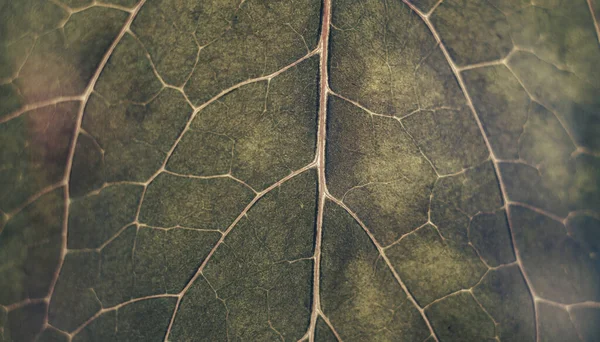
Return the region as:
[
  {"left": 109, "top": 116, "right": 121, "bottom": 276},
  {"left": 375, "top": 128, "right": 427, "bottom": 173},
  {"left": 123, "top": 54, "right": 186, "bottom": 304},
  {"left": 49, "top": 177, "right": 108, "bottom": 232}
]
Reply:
[
  {"left": 0, "top": 188, "right": 63, "bottom": 305},
  {"left": 95, "top": 225, "right": 137, "bottom": 307},
  {"left": 500, "top": 161, "right": 567, "bottom": 217},
  {"left": 69, "top": 132, "right": 105, "bottom": 198},
  {"left": 0, "top": 83, "right": 23, "bottom": 119},
  {"left": 48, "top": 251, "right": 101, "bottom": 332},
  {"left": 168, "top": 130, "right": 234, "bottom": 176},
  {"left": 470, "top": 210, "right": 516, "bottom": 267},
  {"left": 426, "top": 292, "right": 496, "bottom": 341},
  {"left": 199, "top": 171, "right": 317, "bottom": 341},
  {"left": 131, "top": 0, "right": 201, "bottom": 86},
  {"left": 15, "top": 7, "right": 128, "bottom": 103},
  {"left": 116, "top": 297, "right": 176, "bottom": 341},
  {"left": 79, "top": 88, "right": 192, "bottom": 190},
  {"left": 473, "top": 265, "right": 535, "bottom": 341},
  {"left": 60, "top": 0, "right": 94, "bottom": 7},
  {"left": 133, "top": 227, "right": 221, "bottom": 297},
  {"left": 71, "top": 310, "right": 117, "bottom": 342},
  {"left": 36, "top": 327, "right": 70, "bottom": 342},
  {"left": 68, "top": 183, "right": 143, "bottom": 249},
  {"left": 411, "top": 0, "right": 439, "bottom": 13},
  {"left": 94, "top": 33, "right": 162, "bottom": 103},
  {"left": 6, "top": 303, "right": 46, "bottom": 342},
  {"left": 315, "top": 317, "right": 338, "bottom": 342},
  {"left": 0, "top": 306, "right": 7, "bottom": 341},
  {"left": 462, "top": 65, "right": 531, "bottom": 160},
  {"left": 184, "top": 0, "right": 321, "bottom": 105},
  {"left": 0, "top": 32, "right": 35, "bottom": 81},
  {"left": 0, "top": 102, "right": 78, "bottom": 213},
  {"left": 431, "top": 0, "right": 513, "bottom": 66},
  {"left": 169, "top": 276, "right": 228, "bottom": 341}
]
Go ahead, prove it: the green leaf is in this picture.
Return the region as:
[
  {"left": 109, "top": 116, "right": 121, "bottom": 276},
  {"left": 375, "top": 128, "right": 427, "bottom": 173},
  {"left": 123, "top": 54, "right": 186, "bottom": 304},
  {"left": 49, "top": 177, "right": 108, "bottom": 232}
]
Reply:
[{"left": 1, "top": 0, "right": 599, "bottom": 341}]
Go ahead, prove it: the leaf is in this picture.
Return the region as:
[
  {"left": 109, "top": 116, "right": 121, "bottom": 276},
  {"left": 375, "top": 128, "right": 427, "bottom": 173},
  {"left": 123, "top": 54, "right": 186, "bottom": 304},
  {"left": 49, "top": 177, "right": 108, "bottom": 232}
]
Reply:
[{"left": 1, "top": 0, "right": 599, "bottom": 341}]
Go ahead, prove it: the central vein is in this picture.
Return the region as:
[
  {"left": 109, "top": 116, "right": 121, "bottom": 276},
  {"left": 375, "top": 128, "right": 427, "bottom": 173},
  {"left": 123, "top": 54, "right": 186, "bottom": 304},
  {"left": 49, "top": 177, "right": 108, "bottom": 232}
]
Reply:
[{"left": 307, "top": 0, "right": 332, "bottom": 340}]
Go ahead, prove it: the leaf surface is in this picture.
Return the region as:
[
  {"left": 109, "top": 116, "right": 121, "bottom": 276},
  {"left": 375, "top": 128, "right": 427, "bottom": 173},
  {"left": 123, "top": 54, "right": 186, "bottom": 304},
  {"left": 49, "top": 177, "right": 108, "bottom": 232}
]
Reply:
[{"left": 1, "top": 0, "right": 599, "bottom": 341}]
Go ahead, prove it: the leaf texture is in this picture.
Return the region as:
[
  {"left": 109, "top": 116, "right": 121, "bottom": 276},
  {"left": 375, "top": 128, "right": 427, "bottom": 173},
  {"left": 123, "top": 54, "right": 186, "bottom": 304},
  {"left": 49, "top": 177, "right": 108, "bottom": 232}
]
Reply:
[{"left": 1, "top": 0, "right": 599, "bottom": 341}]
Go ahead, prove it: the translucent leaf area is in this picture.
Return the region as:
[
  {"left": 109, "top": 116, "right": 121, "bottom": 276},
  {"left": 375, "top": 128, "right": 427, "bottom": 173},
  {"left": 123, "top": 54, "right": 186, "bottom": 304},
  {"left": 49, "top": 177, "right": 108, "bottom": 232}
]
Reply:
[{"left": 1, "top": 0, "right": 599, "bottom": 341}]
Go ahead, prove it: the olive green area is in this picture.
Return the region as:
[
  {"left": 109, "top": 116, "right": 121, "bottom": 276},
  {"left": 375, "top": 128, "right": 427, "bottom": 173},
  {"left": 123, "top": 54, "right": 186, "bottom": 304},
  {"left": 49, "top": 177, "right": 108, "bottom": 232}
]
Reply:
[
  {"left": 537, "top": 302, "right": 580, "bottom": 342},
  {"left": 67, "top": 183, "right": 143, "bottom": 249},
  {"left": 182, "top": 0, "right": 321, "bottom": 106},
  {"left": 472, "top": 265, "right": 535, "bottom": 341},
  {"left": 170, "top": 57, "right": 319, "bottom": 191},
  {"left": 512, "top": 205, "right": 600, "bottom": 304},
  {"left": 71, "top": 88, "right": 192, "bottom": 197},
  {"left": 320, "top": 200, "right": 430, "bottom": 341},
  {"left": 171, "top": 171, "right": 316, "bottom": 341},
  {"left": 139, "top": 173, "right": 255, "bottom": 229},
  {"left": 0, "top": 189, "right": 63, "bottom": 306},
  {"left": 0, "top": 102, "right": 78, "bottom": 213},
  {"left": 386, "top": 224, "right": 487, "bottom": 306},
  {"left": 326, "top": 96, "right": 436, "bottom": 245},
  {"left": 2, "top": 0, "right": 600, "bottom": 340},
  {"left": 425, "top": 292, "right": 496, "bottom": 341}
]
